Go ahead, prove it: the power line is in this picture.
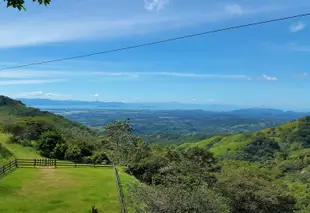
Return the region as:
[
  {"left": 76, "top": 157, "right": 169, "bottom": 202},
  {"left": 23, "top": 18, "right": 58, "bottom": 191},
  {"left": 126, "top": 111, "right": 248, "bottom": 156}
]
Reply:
[{"left": 1, "top": 12, "right": 310, "bottom": 71}]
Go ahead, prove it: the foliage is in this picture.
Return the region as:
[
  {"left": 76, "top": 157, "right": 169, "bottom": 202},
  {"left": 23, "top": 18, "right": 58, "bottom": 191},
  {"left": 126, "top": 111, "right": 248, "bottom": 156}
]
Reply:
[
  {"left": 128, "top": 183, "right": 230, "bottom": 213},
  {"left": 36, "top": 131, "right": 64, "bottom": 158},
  {"left": 238, "top": 136, "right": 280, "bottom": 161},
  {"left": 4, "top": 0, "right": 51, "bottom": 10},
  {"left": 218, "top": 164, "right": 296, "bottom": 213},
  {"left": 0, "top": 96, "right": 98, "bottom": 161},
  {"left": 90, "top": 151, "right": 111, "bottom": 164},
  {"left": 64, "top": 144, "right": 82, "bottom": 161}
]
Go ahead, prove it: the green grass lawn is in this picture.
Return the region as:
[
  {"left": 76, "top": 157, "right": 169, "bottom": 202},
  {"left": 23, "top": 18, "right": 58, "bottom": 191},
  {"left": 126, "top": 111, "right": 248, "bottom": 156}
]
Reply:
[{"left": 0, "top": 168, "right": 120, "bottom": 213}]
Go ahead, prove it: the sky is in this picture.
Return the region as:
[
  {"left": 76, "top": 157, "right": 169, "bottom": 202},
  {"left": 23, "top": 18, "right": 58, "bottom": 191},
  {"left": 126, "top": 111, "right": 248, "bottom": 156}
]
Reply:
[{"left": 0, "top": 0, "right": 310, "bottom": 110}]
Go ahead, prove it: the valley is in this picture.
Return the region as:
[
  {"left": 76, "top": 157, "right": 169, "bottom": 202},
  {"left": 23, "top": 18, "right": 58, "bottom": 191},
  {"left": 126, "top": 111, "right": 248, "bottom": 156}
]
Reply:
[{"left": 1, "top": 96, "right": 310, "bottom": 213}]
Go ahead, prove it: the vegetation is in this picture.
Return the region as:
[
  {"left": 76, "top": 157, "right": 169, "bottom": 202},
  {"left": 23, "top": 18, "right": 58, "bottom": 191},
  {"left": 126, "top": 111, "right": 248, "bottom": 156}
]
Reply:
[
  {"left": 100, "top": 116, "right": 310, "bottom": 212},
  {"left": 1, "top": 96, "right": 310, "bottom": 212},
  {"left": 4, "top": 0, "right": 51, "bottom": 10},
  {"left": 0, "top": 96, "right": 103, "bottom": 163}
]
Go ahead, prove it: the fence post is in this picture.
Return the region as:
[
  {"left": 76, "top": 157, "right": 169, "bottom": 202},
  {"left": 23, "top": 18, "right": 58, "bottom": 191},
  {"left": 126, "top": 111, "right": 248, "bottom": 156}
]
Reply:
[
  {"left": 54, "top": 159, "right": 57, "bottom": 168},
  {"left": 34, "top": 159, "right": 36, "bottom": 168},
  {"left": 15, "top": 159, "right": 18, "bottom": 168},
  {"left": 2, "top": 166, "right": 4, "bottom": 175}
]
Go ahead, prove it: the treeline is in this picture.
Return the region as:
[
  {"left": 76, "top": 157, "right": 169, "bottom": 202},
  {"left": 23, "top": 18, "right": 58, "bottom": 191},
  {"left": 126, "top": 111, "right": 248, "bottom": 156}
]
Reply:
[{"left": 1, "top": 119, "right": 110, "bottom": 164}]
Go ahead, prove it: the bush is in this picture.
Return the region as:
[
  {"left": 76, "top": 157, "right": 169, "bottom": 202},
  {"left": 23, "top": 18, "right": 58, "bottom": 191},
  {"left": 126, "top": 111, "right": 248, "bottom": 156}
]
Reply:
[
  {"left": 37, "top": 131, "right": 64, "bottom": 158},
  {"left": 91, "top": 152, "right": 111, "bottom": 164},
  {"left": 65, "top": 144, "right": 82, "bottom": 161},
  {"left": 128, "top": 183, "right": 230, "bottom": 213},
  {"left": 53, "top": 143, "right": 68, "bottom": 160}
]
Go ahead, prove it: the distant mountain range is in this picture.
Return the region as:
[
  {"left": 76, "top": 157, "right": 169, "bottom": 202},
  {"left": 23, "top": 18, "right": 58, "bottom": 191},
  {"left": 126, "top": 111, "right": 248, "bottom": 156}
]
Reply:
[
  {"left": 18, "top": 98, "right": 310, "bottom": 114},
  {"left": 18, "top": 98, "right": 242, "bottom": 111}
]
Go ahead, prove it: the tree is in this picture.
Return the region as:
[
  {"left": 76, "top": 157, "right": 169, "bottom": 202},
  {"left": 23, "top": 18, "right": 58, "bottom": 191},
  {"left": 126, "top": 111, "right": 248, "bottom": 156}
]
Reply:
[
  {"left": 4, "top": 0, "right": 51, "bottom": 10},
  {"left": 64, "top": 144, "right": 82, "bottom": 161},
  {"left": 128, "top": 183, "right": 230, "bottom": 213},
  {"left": 153, "top": 147, "right": 220, "bottom": 187},
  {"left": 3, "top": 123, "right": 25, "bottom": 136},
  {"left": 104, "top": 119, "right": 133, "bottom": 163},
  {"left": 218, "top": 166, "right": 296, "bottom": 213},
  {"left": 36, "top": 131, "right": 64, "bottom": 158}
]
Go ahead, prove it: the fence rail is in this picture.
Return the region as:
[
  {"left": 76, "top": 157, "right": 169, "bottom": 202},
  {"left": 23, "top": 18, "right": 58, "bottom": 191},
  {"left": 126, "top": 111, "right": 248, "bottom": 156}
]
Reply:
[
  {"left": 113, "top": 163, "right": 128, "bottom": 213},
  {"left": 16, "top": 159, "right": 112, "bottom": 168},
  {"left": 0, "top": 159, "right": 17, "bottom": 177},
  {"left": 0, "top": 159, "right": 112, "bottom": 172}
]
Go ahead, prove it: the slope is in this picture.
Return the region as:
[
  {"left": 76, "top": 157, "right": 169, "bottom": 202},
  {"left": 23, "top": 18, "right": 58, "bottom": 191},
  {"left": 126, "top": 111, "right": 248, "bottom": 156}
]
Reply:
[
  {"left": 0, "top": 133, "right": 42, "bottom": 165},
  {"left": 0, "top": 96, "right": 100, "bottom": 163},
  {"left": 180, "top": 116, "right": 310, "bottom": 162}
]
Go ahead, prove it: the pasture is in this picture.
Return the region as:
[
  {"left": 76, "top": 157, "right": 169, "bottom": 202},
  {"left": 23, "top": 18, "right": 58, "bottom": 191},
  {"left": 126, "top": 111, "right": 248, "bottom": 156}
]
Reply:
[{"left": 0, "top": 167, "right": 120, "bottom": 213}]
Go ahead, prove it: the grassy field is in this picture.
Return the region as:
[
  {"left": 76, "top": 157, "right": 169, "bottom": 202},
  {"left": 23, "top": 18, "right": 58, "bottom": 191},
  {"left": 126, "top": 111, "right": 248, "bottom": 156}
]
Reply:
[{"left": 0, "top": 167, "right": 120, "bottom": 213}]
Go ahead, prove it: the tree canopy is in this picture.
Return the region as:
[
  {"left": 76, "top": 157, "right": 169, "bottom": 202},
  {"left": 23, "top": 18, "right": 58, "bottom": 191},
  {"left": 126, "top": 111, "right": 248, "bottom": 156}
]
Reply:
[{"left": 4, "top": 0, "right": 51, "bottom": 10}]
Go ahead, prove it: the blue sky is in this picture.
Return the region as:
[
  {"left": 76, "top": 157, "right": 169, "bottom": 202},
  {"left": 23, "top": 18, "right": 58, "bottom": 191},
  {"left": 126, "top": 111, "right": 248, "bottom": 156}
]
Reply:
[{"left": 0, "top": 0, "right": 310, "bottom": 110}]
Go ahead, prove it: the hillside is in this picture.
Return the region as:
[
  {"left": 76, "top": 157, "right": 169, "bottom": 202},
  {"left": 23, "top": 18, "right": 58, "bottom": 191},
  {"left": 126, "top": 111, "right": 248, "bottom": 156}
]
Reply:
[
  {"left": 0, "top": 96, "right": 100, "bottom": 163},
  {"left": 180, "top": 116, "right": 310, "bottom": 162},
  {"left": 0, "top": 133, "right": 41, "bottom": 165}
]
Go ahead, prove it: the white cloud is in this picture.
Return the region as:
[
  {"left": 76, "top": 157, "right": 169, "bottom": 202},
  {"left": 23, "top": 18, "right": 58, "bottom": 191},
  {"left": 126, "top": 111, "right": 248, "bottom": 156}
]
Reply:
[
  {"left": 261, "top": 74, "right": 278, "bottom": 81},
  {"left": 0, "top": 70, "right": 251, "bottom": 80},
  {"left": 0, "top": 79, "right": 67, "bottom": 86},
  {"left": 24, "top": 91, "right": 44, "bottom": 96},
  {"left": 45, "top": 93, "right": 62, "bottom": 97},
  {"left": 149, "top": 72, "right": 249, "bottom": 79},
  {"left": 0, "top": 1, "right": 285, "bottom": 48},
  {"left": 92, "top": 94, "right": 100, "bottom": 97},
  {"left": 290, "top": 22, "right": 306, "bottom": 33},
  {"left": 225, "top": 4, "right": 244, "bottom": 15},
  {"left": 19, "top": 91, "right": 71, "bottom": 99},
  {"left": 144, "top": 0, "right": 169, "bottom": 11}
]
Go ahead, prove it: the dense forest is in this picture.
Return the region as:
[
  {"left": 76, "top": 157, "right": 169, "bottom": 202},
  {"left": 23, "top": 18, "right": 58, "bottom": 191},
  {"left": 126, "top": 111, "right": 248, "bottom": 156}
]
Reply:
[{"left": 1, "top": 96, "right": 310, "bottom": 212}]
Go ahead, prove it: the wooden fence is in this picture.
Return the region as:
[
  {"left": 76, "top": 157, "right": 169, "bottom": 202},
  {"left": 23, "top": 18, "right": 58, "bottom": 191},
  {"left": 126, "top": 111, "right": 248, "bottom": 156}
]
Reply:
[
  {"left": 0, "top": 159, "right": 18, "bottom": 177},
  {"left": 16, "top": 159, "right": 112, "bottom": 168},
  {"left": 113, "top": 163, "right": 128, "bottom": 213}
]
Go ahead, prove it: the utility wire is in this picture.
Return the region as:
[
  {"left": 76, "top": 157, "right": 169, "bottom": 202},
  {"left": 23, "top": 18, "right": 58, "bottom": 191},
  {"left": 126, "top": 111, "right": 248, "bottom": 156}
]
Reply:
[{"left": 1, "top": 12, "right": 310, "bottom": 71}]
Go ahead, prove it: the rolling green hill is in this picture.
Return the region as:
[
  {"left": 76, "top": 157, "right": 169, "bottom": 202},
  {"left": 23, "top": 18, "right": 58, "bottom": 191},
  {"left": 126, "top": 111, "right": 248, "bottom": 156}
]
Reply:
[
  {"left": 0, "top": 96, "right": 100, "bottom": 163},
  {"left": 180, "top": 116, "right": 310, "bottom": 162}
]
